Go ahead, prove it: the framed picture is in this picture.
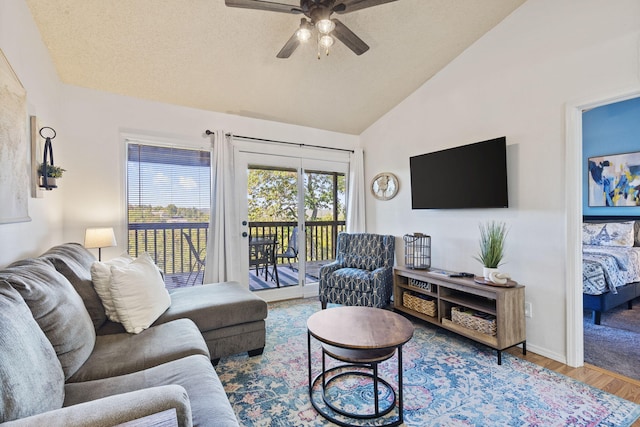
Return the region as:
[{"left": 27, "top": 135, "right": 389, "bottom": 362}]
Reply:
[
  {"left": 0, "top": 49, "right": 31, "bottom": 223},
  {"left": 588, "top": 151, "right": 640, "bottom": 207}
]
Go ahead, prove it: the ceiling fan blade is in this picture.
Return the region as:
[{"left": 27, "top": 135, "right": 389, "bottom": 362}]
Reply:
[
  {"left": 333, "top": 0, "right": 397, "bottom": 14},
  {"left": 225, "top": 0, "right": 301, "bottom": 14},
  {"left": 332, "top": 19, "right": 369, "bottom": 55},
  {"left": 276, "top": 31, "right": 301, "bottom": 58}
]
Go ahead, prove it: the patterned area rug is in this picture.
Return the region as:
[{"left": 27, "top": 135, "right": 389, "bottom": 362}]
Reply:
[{"left": 217, "top": 298, "right": 640, "bottom": 426}]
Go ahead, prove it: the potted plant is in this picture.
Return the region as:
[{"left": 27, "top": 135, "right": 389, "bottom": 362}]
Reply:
[
  {"left": 474, "top": 221, "right": 507, "bottom": 281},
  {"left": 38, "top": 163, "right": 66, "bottom": 188}
]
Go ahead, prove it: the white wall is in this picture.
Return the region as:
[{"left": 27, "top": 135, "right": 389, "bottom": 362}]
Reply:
[
  {"left": 361, "top": 0, "right": 640, "bottom": 361},
  {"left": 0, "top": 0, "right": 64, "bottom": 266}
]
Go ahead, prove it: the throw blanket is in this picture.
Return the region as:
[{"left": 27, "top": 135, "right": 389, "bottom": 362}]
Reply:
[
  {"left": 582, "top": 259, "right": 610, "bottom": 295},
  {"left": 582, "top": 245, "right": 640, "bottom": 295}
]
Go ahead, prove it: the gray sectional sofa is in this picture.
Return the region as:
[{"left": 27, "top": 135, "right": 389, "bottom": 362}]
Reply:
[{"left": 0, "top": 243, "right": 268, "bottom": 426}]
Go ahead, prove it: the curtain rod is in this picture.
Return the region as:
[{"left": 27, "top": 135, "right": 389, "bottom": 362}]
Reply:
[{"left": 205, "top": 130, "right": 354, "bottom": 153}]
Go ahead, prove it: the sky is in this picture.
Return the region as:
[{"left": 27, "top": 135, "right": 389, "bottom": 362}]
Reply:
[{"left": 127, "top": 161, "right": 211, "bottom": 210}]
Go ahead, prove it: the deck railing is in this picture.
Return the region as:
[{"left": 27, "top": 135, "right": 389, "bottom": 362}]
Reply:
[
  {"left": 128, "top": 222, "right": 209, "bottom": 277},
  {"left": 128, "top": 220, "right": 346, "bottom": 278},
  {"left": 249, "top": 220, "right": 346, "bottom": 263}
]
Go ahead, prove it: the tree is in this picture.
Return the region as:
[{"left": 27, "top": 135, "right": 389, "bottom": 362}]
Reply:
[
  {"left": 248, "top": 168, "right": 346, "bottom": 222},
  {"left": 305, "top": 172, "right": 336, "bottom": 221},
  {"left": 248, "top": 169, "right": 298, "bottom": 221}
]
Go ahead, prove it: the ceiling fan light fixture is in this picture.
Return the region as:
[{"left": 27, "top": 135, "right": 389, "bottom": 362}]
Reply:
[
  {"left": 296, "top": 27, "right": 311, "bottom": 42},
  {"left": 319, "top": 34, "right": 334, "bottom": 51},
  {"left": 319, "top": 35, "right": 334, "bottom": 49},
  {"left": 316, "top": 19, "right": 335, "bottom": 35},
  {"left": 296, "top": 18, "right": 312, "bottom": 42},
  {"left": 225, "top": 0, "right": 387, "bottom": 59}
]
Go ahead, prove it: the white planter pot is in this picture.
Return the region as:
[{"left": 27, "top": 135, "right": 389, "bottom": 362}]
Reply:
[
  {"left": 483, "top": 267, "right": 499, "bottom": 281},
  {"left": 39, "top": 176, "right": 57, "bottom": 188}
]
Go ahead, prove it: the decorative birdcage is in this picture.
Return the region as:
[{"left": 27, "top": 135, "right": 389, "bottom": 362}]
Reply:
[{"left": 403, "top": 233, "right": 431, "bottom": 269}]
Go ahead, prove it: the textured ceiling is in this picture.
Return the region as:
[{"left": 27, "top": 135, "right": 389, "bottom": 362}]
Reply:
[{"left": 26, "top": 0, "right": 525, "bottom": 135}]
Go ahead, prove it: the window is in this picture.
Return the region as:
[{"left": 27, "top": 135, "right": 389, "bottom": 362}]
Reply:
[{"left": 127, "top": 142, "right": 211, "bottom": 287}]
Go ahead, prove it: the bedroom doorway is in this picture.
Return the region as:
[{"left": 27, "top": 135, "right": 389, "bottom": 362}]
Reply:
[
  {"left": 579, "top": 96, "right": 640, "bottom": 380},
  {"left": 565, "top": 87, "right": 640, "bottom": 372}
]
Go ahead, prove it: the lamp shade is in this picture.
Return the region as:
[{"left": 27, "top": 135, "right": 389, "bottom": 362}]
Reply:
[{"left": 84, "top": 227, "right": 117, "bottom": 249}]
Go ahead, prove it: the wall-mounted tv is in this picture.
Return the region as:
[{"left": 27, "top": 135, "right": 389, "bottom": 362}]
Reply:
[{"left": 410, "top": 137, "right": 509, "bottom": 209}]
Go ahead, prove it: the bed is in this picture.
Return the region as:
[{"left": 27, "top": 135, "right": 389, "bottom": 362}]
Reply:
[{"left": 582, "top": 217, "right": 640, "bottom": 324}]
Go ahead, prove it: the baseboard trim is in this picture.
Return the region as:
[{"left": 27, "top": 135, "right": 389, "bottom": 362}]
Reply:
[{"left": 522, "top": 342, "right": 567, "bottom": 365}]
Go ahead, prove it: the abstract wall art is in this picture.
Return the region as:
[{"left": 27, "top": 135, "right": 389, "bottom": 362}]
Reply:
[
  {"left": 588, "top": 151, "right": 640, "bottom": 207},
  {"left": 0, "top": 49, "right": 30, "bottom": 224}
]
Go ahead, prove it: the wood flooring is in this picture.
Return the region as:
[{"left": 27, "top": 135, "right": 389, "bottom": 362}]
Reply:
[{"left": 506, "top": 348, "right": 640, "bottom": 426}]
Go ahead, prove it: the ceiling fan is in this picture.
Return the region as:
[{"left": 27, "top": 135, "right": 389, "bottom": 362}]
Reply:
[{"left": 225, "top": 0, "right": 398, "bottom": 58}]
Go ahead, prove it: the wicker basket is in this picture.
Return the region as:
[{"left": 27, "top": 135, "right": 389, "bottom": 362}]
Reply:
[
  {"left": 451, "top": 306, "right": 497, "bottom": 336},
  {"left": 403, "top": 292, "right": 437, "bottom": 317}
]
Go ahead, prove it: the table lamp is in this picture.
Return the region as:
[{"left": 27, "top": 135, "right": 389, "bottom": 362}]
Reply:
[{"left": 84, "top": 227, "right": 117, "bottom": 261}]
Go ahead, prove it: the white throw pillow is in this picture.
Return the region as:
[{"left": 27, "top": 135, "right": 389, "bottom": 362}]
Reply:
[
  {"left": 90, "top": 254, "right": 134, "bottom": 322},
  {"left": 109, "top": 252, "right": 171, "bottom": 334}
]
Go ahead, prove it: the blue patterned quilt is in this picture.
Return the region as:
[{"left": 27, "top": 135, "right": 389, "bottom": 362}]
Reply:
[{"left": 582, "top": 245, "right": 640, "bottom": 295}]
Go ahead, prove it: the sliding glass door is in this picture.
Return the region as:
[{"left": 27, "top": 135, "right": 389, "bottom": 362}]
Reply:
[{"left": 236, "top": 151, "right": 347, "bottom": 301}]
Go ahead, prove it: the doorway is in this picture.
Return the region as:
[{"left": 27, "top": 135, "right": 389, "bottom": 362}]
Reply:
[
  {"left": 565, "top": 87, "right": 640, "bottom": 368},
  {"left": 580, "top": 96, "right": 640, "bottom": 380},
  {"left": 236, "top": 151, "right": 348, "bottom": 302}
]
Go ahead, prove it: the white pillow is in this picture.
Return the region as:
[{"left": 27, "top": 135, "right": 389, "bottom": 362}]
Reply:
[
  {"left": 90, "top": 254, "right": 134, "bottom": 322},
  {"left": 108, "top": 252, "right": 171, "bottom": 334}
]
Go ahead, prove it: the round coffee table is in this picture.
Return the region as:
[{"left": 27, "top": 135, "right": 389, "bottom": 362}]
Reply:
[{"left": 307, "top": 306, "right": 414, "bottom": 427}]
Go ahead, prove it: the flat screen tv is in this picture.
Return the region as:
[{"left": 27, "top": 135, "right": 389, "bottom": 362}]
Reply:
[{"left": 410, "top": 137, "right": 508, "bottom": 209}]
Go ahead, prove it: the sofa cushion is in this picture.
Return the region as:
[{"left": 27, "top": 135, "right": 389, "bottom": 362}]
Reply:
[
  {"left": 64, "top": 354, "right": 239, "bottom": 427},
  {"left": 109, "top": 252, "right": 171, "bottom": 334},
  {"left": 344, "top": 254, "right": 384, "bottom": 270},
  {"left": 329, "top": 268, "right": 374, "bottom": 292},
  {"left": 68, "top": 318, "right": 209, "bottom": 382},
  {"left": 0, "top": 283, "right": 65, "bottom": 422},
  {"left": 0, "top": 258, "right": 96, "bottom": 380},
  {"left": 90, "top": 253, "right": 133, "bottom": 323},
  {"left": 156, "top": 281, "right": 268, "bottom": 331},
  {"left": 41, "top": 243, "right": 106, "bottom": 329}
]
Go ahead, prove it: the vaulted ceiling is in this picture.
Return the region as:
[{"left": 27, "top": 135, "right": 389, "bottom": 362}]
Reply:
[{"left": 26, "top": 0, "right": 526, "bottom": 135}]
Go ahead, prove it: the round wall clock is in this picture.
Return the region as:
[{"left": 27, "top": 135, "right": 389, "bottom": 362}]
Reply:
[{"left": 371, "top": 172, "right": 399, "bottom": 201}]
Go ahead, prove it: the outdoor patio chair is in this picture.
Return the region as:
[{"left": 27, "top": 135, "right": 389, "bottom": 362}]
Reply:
[
  {"left": 183, "top": 231, "right": 206, "bottom": 286},
  {"left": 277, "top": 226, "right": 299, "bottom": 271},
  {"left": 318, "top": 232, "right": 395, "bottom": 309},
  {"left": 250, "top": 235, "right": 280, "bottom": 287}
]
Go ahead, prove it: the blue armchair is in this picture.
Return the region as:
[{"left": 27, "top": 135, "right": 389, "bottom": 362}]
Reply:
[{"left": 319, "top": 233, "right": 395, "bottom": 309}]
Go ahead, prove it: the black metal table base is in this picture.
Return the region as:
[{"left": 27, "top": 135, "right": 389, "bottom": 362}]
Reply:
[{"left": 307, "top": 332, "right": 405, "bottom": 427}]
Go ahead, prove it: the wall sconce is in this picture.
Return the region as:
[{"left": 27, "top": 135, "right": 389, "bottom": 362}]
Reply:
[{"left": 84, "top": 227, "right": 117, "bottom": 261}]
